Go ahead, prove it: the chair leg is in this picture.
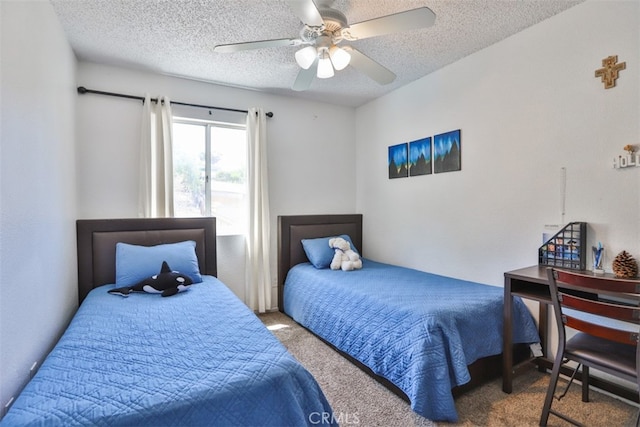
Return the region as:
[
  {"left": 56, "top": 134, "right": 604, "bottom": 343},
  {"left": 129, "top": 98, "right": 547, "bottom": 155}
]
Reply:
[
  {"left": 540, "top": 357, "right": 563, "bottom": 426},
  {"left": 581, "top": 365, "right": 589, "bottom": 402}
]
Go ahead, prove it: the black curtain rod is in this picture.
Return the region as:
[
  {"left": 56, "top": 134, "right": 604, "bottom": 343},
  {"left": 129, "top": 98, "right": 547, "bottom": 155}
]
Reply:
[{"left": 76, "top": 86, "right": 273, "bottom": 118}]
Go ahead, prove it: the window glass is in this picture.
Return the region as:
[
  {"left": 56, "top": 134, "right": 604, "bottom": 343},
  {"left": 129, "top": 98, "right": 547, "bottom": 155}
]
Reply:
[
  {"left": 173, "top": 123, "right": 206, "bottom": 216},
  {"left": 210, "top": 126, "right": 247, "bottom": 235}
]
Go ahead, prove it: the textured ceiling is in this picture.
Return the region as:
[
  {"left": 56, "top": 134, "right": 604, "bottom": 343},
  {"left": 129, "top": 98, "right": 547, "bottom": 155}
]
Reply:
[{"left": 51, "top": 0, "right": 584, "bottom": 107}]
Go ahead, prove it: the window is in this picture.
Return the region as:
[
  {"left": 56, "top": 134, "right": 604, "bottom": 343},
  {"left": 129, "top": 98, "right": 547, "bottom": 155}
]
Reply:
[{"left": 173, "top": 117, "right": 247, "bottom": 235}]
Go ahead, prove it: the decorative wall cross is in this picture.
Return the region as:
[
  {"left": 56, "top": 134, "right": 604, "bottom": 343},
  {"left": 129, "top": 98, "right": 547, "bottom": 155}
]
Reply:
[{"left": 595, "top": 55, "right": 626, "bottom": 89}]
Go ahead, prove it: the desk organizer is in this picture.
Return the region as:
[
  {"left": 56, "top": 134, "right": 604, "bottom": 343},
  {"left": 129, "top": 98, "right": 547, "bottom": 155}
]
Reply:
[{"left": 539, "top": 222, "right": 587, "bottom": 270}]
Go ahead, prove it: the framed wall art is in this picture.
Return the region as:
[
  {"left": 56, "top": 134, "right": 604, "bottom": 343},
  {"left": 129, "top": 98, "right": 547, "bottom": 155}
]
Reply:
[
  {"left": 409, "top": 137, "right": 432, "bottom": 176},
  {"left": 388, "top": 143, "right": 408, "bottom": 179},
  {"left": 433, "top": 129, "right": 461, "bottom": 173}
]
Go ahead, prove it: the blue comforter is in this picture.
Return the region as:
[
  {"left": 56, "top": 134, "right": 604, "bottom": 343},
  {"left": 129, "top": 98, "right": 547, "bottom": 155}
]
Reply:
[
  {"left": 284, "top": 260, "right": 539, "bottom": 422},
  {"left": 3, "top": 276, "right": 335, "bottom": 426}
]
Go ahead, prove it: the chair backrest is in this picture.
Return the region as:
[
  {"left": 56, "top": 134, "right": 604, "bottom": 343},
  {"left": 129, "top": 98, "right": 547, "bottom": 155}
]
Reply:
[{"left": 547, "top": 268, "right": 640, "bottom": 346}]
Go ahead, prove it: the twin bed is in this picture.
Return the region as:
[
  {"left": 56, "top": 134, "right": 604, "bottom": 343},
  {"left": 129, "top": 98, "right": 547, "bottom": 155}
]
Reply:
[
  {"left": 278, "top": 214, "right": 540, "bottom": 422},
  {"left": 3, "top": 214, "right": 539, "bottom": 425},
  {"left": 2, "top": 218, "right": 335, "bottom": 426}
]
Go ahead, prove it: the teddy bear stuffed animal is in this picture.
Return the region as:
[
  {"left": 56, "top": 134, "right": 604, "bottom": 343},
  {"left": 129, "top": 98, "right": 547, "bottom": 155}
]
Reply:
[{"left": 329, "top": 237, "right": 362, "bottom": 271}]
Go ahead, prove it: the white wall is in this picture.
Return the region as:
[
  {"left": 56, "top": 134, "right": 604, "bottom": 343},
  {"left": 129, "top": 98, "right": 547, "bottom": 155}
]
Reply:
[
  {"left": 355, "top": 1, "right": 639, "bottom": 289},
  {"left": 0, "top": 0, "right": 78, "bottom": 410},
  {"left": 76, "top": 63, "right": 356, "bottom": 304}
]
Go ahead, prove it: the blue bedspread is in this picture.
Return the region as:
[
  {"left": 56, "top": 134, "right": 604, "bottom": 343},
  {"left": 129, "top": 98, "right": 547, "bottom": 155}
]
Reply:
[
  {"left": 284, "top": 260, "right": 539, "bottom": 422},
  {"left": 3, "top": 276, "right": 335, "bottom": 426}
]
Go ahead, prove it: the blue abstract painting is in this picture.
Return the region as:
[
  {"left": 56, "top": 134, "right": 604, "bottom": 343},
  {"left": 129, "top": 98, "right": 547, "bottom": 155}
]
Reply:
[
  {"left": 388, "top": 143, "right": 408, "bottom": 179},
  {"left": 433, "top": 129, "right": 461, "bottom": 173},
  {"left": 409, "top": 137, "right": 432, "bottom": 176}
]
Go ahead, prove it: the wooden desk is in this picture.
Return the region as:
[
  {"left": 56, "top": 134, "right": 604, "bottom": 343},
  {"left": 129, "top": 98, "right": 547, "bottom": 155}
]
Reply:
[
  {"left": 503, "top": 265, "right": 551, "bottom": 393},
  {"left": 502, "top": 265, "right": 638, "bottom": 401}
]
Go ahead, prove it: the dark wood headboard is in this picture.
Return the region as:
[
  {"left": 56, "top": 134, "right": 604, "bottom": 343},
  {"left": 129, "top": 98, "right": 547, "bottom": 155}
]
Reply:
[
  {"left": 76, "top": 217, "right": 216, "bottom": 304},
  {"left": 277, "top": 214, "right": 363, "bottom": 311}
]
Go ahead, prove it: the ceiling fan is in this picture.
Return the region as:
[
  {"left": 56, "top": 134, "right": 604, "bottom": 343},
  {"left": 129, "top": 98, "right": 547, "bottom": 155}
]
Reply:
[{"left": 213, "top": 0, "right": 436, "bottom": 91}]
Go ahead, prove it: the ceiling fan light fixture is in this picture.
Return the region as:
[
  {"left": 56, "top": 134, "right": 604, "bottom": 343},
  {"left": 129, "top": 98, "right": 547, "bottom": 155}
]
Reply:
[
  {"left": 212, "top": 3, "right": 437, "bottom": 92},
  {"left": 329, "top": 45, "right": 351, "bottom": 71},
  {"left": 295, "top": 45, "right": 318, "bottom": 70},
  {"left": 317, "top": 51, "right": 334, "bottom": 79}
]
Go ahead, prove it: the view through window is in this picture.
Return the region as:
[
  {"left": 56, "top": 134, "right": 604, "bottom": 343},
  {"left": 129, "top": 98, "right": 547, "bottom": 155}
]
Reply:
[{"left": 173, "top": 118, "right": 247, "bottom": 235}]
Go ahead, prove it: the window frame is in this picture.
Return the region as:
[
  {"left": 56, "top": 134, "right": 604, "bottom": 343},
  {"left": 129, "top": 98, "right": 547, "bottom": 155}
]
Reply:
[{"left": 172, "top": 116, "right": 247, "bottom": 235}]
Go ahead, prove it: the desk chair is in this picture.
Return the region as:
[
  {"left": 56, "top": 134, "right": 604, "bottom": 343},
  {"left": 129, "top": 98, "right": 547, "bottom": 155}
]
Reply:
[{"left": 540, "top": 268, "right": 640, "bottom": 426}]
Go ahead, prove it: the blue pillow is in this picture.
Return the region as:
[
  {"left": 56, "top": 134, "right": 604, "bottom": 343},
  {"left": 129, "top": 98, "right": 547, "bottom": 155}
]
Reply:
[
  {"left": 301, "top": 234, "right": 359, "bottom": 269},
  {"left": 115, "top": 240, "right": 202, "bottom": 286}
]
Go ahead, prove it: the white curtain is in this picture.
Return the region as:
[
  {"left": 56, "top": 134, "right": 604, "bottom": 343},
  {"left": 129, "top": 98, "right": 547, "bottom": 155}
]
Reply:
[
  {"left": 138, "top": 95, "right": 174, "bottom": 218},
  {"left": 245, "top": 107, "right": 271, "bottom": 313}
]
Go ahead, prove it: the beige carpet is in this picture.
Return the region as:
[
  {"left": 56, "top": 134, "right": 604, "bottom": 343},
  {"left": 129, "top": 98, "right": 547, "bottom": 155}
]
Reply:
[{"left": 259, "top": 311, "right": 638, "bottom": 426}]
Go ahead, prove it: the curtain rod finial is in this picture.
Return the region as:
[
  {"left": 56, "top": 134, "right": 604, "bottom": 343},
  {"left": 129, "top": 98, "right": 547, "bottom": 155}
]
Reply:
[{"left": 77, "top": 86, "right": 87, "bottom": 94}]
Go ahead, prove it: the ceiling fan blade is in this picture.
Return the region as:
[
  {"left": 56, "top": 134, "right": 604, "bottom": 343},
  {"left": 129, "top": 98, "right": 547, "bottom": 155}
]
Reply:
[
  {"left": 214, "top": 38, "right": 299, "bottom": 53},
  {"left": 285, "top": 0, "right": 324, "bottom": 27},
  {"left": 344, "top": 47, "right": 395, "bottom": 85},
  {"left": 344, "top": 7, "right": 436, "bottom": 40},
  {"left": 292, "top": 60, "right": 318, "bottom": 91}
]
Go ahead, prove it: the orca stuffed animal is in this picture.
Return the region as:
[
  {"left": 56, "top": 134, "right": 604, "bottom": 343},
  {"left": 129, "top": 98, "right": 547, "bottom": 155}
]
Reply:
[{"left": 108, "top": 261, "right": 193, "bottom": 297}]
